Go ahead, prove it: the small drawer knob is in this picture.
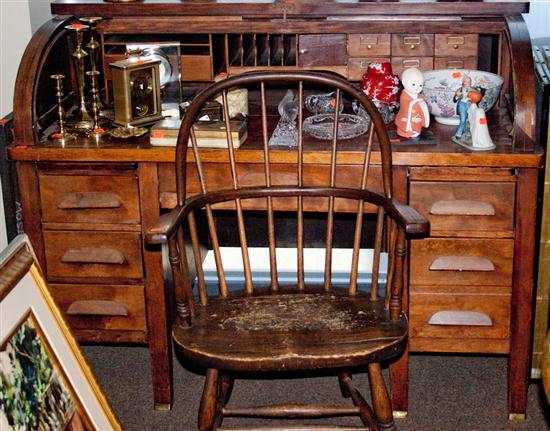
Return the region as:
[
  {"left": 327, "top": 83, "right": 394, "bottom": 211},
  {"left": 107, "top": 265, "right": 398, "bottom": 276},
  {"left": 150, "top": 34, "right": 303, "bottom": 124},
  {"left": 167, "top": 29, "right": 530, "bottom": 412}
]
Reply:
[
  {"left": 453, "top": 44, "right": 459, "bottom": 49},
  {"left": 366, "top": 44, "right": 373, "bottom": 49},
  {"left": 409, "top": 44, "right": 417, "bottom": 49}
]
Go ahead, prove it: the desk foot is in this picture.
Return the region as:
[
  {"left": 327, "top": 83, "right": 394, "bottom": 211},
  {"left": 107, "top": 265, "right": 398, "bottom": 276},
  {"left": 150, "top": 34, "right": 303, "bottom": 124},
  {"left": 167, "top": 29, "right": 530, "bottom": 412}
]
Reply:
[
  {"left": 508, "top": 413, "right": 526, "bottom": 421},
  {"left": 154, "top": 402, "right": 172, "bottom": 412},
  {"left": 393, "top": 410, "right": 408, "bottom": 419}
]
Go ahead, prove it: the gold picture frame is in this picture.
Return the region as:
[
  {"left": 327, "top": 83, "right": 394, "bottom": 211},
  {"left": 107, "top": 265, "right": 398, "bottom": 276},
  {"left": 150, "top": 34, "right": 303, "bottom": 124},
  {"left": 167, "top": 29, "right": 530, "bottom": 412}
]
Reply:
[{"left": 0, "top": 235, "right": 121, "bottom": 430}]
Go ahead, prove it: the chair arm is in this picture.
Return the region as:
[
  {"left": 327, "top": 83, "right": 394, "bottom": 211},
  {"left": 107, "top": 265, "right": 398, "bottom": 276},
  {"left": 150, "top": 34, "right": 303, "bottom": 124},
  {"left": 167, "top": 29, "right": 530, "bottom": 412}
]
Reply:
[
  {"left": 385, "top": 199, "right": 430, "bottom": 239},
  {"left": 145, "top": 205, "right": 187, "bottom": 244}
]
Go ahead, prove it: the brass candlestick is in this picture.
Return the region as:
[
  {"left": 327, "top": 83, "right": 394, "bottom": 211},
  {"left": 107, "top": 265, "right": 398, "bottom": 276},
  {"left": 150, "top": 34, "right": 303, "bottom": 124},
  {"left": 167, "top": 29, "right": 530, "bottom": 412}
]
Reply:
[
  {"left": 80, "top": 17, "right": 105, "bottom": 110},
  {"left": 49, "top": 74, "right": 77, "bottom": 144},
  {"left": 66, "top": 23, "right": 93, "bottom": 130},
  {"left": 86, "top": 70, "right": 107, "bottom": 139}
]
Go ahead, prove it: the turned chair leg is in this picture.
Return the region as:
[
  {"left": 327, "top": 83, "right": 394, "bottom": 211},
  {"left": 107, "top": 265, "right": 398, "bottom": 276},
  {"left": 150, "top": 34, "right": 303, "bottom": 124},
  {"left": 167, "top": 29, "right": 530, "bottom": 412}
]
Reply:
[
  {"left": 340, "top": 372, "right": 380, "bottom": 431},
  {"left": 220, "top": 373, "right": 234, "bottom": 406},
  {"left": 338, "top": 372, "right": 352, "bottom": 398},
  {"left": 368, "top": 363, "right": 397, "bottom": 431},
  {"left": 199, "top": 369, "right": 220, "bottom": 431}
]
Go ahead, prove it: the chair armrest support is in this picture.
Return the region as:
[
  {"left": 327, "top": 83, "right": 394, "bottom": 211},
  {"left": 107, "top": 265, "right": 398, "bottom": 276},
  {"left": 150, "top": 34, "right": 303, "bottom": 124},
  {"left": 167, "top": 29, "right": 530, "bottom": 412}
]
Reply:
[
  {"left": 145, "top": 205, "right": 187, "bottom": 244},
  {"left": 385, "top": 199, "right": 430, "bottom": 239}
]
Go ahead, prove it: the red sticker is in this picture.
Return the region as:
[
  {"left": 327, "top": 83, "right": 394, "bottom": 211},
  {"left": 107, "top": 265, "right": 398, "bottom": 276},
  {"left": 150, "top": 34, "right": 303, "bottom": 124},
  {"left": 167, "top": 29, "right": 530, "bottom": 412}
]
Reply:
[
  {"left": 452, "top": 72, "right": 462, "bottom": 78},
  {"left": 479, "top": 118, "right": 487, "bottom": 125},
  {"left": 151, "top": 131, "right": 164, "bottom": 138},
  {"left": 15, "top": 145, "right": 28, "bottom": 149},
  {"left": 0, "top": 119, "right": 8, "bottom": 124}
]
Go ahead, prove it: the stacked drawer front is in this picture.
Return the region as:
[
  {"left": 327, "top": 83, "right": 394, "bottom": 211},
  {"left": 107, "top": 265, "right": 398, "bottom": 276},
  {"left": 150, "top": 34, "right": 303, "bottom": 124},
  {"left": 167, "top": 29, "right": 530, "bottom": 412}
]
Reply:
[
  {"left": 347, "top": 33, "right": 478, "bottom": 80},
  {"left": 38, "top": 166, "right": 147, "bottom": 343},
  {"left": 408, "top": 168, "right": 515, "bottom": 354}
]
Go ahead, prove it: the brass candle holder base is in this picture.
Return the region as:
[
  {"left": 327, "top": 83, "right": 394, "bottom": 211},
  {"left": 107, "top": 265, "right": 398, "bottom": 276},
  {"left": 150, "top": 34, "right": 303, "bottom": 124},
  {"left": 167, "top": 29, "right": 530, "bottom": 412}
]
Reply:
[{"left": 49, "top": 131, "right": 77, "bottom": 145}]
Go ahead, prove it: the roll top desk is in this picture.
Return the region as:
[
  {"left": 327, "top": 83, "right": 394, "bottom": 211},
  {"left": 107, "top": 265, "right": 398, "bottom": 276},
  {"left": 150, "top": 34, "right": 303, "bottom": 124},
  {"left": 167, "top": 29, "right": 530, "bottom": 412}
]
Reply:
[{"left": 8, "top": 0, "right": 543, "bottom": 419}]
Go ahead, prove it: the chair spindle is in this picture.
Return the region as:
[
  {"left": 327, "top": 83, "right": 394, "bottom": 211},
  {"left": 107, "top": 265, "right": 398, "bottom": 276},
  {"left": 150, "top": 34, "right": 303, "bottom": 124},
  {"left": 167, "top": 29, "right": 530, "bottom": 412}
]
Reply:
[
  {"left": 297, "top": 81, "right": 305, "bottom": 290},
  {"left": 370, "top": 207, "right": 386, "bottom": 301},
  {"left": 261, "top": 83, "right": 278, "bottom": 291},
  {"left": 349, "top": 125, "right": 374, "bottom": 295},
  {"left": 323, "top": 89, "right": 341, "bottom": 291},
  {"left": 222, "top": 90, "right": 253, "bottom": 294},
  {"left": 167, "top": 235, "right": 194, "bottom": 325},
  {"left": 188, "top": 211, "right": 208, "bottom": 305},
  {"left": 390, "top": 229, "right": 407, "bottom": 320}
]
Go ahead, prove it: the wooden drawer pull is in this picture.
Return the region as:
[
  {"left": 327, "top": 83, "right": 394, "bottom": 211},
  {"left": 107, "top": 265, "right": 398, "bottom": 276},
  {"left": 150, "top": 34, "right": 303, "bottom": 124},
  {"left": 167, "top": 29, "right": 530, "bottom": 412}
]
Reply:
[
  {"left": 58, "top": 192, "right": 122, "bottom": 209},
  {"left": 430, "top": 200, "right": 495, "bottom": 216},
  {"left": 430, "top": 256, "right": 495, "bottom": 272},
  {"left": 62, "top": 247, "right": 126, "bottom": 264},
  {"left": 428, "top": 310, "right": 493, "bottom": 326},
  {"left": 67, "top": 300, "right": 129, "bottom": 316}
]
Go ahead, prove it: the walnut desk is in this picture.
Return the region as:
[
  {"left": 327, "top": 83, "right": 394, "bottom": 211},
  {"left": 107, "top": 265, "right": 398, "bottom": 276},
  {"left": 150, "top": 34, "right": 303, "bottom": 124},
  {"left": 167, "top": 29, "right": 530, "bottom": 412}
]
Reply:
[{"left": 8, "top": 0, "right": 543, "bottom": 419}]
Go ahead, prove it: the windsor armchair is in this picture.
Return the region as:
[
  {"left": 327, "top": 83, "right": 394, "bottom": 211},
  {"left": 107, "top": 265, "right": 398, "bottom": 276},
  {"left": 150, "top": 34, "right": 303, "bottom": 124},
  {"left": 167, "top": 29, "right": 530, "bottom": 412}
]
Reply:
[{"left": 146, "top": 71, "right": 429, "bottom": 431}]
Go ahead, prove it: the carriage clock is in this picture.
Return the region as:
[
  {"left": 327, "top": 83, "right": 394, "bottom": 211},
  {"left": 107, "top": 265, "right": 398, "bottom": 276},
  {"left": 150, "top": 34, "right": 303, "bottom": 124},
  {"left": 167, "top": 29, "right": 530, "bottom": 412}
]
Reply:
[{"left": 109, "top": 51, "right": 164, "bottom": 128}]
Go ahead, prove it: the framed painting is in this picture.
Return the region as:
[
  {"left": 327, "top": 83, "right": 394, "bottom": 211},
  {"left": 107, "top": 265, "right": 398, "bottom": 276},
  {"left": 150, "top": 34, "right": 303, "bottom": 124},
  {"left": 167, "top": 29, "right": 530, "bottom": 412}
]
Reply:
[{"left": 0, "top": 235, "right": 121, "bottom": 430}]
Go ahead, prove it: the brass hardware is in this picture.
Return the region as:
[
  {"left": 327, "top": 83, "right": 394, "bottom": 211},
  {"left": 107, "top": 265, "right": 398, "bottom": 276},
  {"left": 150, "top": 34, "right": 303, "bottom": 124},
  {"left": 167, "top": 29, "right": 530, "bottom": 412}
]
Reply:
[
  {"left": 360, "top": 36, "right": 378, "bottom": 47},
  {"left": 393, "top": 411, "right": 408, "bottom": 419},
  {"left": 447, "top": 60, "right": 464, "bottom": 68},
  {"left": 447, "top": 35, "right": 465, "bottom": 46},
  {"left": 367, "top": 44, "right": 373, "bottom": 49},
  {"left": 360, "top": 60, "right": 370, "bottom": 68},
  {"left": 403, "top": 36, "right": 420, "bottom": 49},
  {"left": 508, "top": 413, "right": 526, "bottom": 421},
  {"left": 403, "top": 59, "right": 420, "bottom": 68}
]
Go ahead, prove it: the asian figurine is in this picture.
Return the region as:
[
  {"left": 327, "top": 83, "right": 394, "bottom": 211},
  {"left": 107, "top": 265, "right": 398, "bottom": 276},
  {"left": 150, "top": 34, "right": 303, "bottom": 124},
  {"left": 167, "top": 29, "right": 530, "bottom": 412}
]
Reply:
[
  {"left": 395, "top": 67, "right": 430, "bottom": 139},
  {"left": 360, "top": 62, "right": 400, "bottom": 123},
  {"left": 452, "top": 90, "right": 495, "bottom": 151},
  {"left": 453, "top": 75, "right": 485, "bottom": 140}
]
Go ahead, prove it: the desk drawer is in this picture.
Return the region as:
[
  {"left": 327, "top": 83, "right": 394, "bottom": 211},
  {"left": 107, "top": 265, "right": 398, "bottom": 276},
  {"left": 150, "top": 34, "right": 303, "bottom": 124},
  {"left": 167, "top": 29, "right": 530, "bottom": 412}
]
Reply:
[
  {"left": 434, "top": 34, "right": 478, "bottom": 57},
  {"left": 347, "top": 34, "right": 391, "bottom": 57},
  {"left": 391, "top": 34, "right": 434, "bottom": 56},
  {"left": 409, "top": 291, "right": 511, "bottom": 340},
  {"left": 434, "top": 57, "right": 477, "bottom": 70},
  {"left": 409, "top": 181, "right": 515, "bottom": 235},
  {"left": 410, "top": 238, "right": 514, "bottom": 286},
  {"left": 391, "top": 57, "right": 434, "bottom": 76},
  {"left": 40, "top": 174, "right": 140, "bottom": 224},
  {"left": 44, "top": 230, "right": 143, "bottom": 279},
  {"left": 50, "top": 283, "right": 147, "bottom": 332}
]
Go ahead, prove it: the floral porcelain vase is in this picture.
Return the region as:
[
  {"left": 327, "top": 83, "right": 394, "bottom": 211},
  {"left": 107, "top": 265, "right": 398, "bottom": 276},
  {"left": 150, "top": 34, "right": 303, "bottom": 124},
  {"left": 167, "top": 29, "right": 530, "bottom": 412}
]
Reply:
[{"left": 359, "top": 62, "right": 400, "bottom": 124}]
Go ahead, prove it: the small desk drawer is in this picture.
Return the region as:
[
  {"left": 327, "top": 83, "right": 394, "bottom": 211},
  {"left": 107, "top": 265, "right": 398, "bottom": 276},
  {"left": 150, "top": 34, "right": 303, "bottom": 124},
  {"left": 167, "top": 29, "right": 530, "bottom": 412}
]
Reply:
[
  {"left": 348, "top": 57, "right": 391, "bottom": 81},
  {"left": 40, "top": 174, "right": 140, "bottom": 224},
  {"left": 347, "top": 34, "right": 391, "bottom": 57},
  {"left": 434, "top": 57, "right": 477, "bottom": 70},
  {"left": 391, "top": 34, "right": 434, "bottom": 56},
  {"left": 44, "top": 230, "right": 143, "bottom": 279},
  {"left": 410, "top": 238, "right": 514, "bottom": 286},
  {"left": 50, "top": 283, "right": 147, "bottom": 332},
  {"left": 391, "top": 57, "right": 434, "bottom": 76},
  {"left": 409, "top": 291, "right": 511, "bottom": 340},
  {"left": 409, "top": 181, "right": 515, "bottom": 235},
  {"left": 434, "top": 34, "right": 478, "bottom": 57}
]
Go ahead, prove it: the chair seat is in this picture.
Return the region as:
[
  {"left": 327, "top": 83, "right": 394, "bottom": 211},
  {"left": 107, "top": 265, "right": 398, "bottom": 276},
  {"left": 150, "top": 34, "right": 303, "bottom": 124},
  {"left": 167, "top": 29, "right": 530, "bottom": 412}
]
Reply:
[{"left": 173, "top": 290, "right": 407, "bottom": 372}]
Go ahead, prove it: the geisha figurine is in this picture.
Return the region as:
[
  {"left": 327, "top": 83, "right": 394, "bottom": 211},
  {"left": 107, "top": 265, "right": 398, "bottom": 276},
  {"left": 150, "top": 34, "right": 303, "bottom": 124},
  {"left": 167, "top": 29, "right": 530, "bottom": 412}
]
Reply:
[{"left": 394, "top": 67, "right": 430, "bottom": 139}]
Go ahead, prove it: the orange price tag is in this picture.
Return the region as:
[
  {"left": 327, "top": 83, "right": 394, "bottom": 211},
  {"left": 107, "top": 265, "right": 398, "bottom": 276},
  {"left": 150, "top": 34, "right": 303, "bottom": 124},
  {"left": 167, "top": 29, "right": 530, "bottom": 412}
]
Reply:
[
  {"left": 151, "top": 131, "right": 165, "bottom": 138},
  {"left": 452, "top": 72, "right": 462, "bottom": 78},
  {"left": 479, "top": 118, "right": 487, "bottom": 125}
]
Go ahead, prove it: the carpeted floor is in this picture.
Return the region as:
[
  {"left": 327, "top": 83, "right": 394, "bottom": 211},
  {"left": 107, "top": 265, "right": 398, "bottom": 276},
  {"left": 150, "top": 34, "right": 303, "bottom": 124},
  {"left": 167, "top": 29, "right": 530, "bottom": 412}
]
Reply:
[{"left": 82, "top": 345, "right": 549, "bottom": 430}]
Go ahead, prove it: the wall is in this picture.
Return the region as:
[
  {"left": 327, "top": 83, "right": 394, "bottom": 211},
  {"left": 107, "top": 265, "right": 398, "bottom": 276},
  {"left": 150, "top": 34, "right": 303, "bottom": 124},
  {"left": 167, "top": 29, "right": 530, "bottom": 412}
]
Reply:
[{"left": 523, "top": 1, "right": 550, "bottom": 39}]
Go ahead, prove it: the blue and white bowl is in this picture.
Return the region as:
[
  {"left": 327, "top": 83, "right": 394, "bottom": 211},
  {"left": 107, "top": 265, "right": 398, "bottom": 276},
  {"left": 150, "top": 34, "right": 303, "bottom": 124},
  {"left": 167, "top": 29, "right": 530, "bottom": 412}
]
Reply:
[{"left": 422, "top": 69, "right": 504, "bottom": 125}]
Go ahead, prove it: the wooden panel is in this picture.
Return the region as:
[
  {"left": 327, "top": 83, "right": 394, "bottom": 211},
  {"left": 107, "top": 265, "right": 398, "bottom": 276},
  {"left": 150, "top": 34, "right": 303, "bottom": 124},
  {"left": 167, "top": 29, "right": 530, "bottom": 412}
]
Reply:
[
  {"left": 410, "top": 238, "right": 514, "bottom": 286},
  {"left": 50, "top": 283, "right": 147, "bottom": 332},
  {"left": 43, "top": 230, "right": 144, "bottom": 279},
  {"left": 434, "top": 34, "right": 478, "bottom": 57},
  {"left": 347, "top": 34, "right": 391, "bottom": 57},
  {"left": 347, "top": 57, "right": 391, "bottom": 81},
  {"left": 409, "top": 337, "right": 510, "bottom": 354},
  {"left": 434, "top": 57, "right": 477, "bottom": 70},
  {"left": 298, "top": 34, "right": 346, "bottom": 66},
  {"left": 409, "top": 181, "right": 515, "bottom": 235},
  {"left": 391, "top": 57, "right": 433, "bottom": 75},
  {"left": 409, "top": 291, "right": 511, "bottom": 340},
  {"left": 391, "top": 34, "right": 434, "bottom": 56},
  {"left": 40, "top": 174, "right": 140, "bottom": 224},
  {"left": 181, "top": 55, "right": 212, "bottom": 81}
]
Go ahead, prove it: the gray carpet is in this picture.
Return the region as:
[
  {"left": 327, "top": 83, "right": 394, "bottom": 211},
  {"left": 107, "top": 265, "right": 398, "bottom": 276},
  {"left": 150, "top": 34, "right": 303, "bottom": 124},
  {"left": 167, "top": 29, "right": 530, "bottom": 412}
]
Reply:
[{"left": 82, "top": 345, "right": 550, "bottom": 430}]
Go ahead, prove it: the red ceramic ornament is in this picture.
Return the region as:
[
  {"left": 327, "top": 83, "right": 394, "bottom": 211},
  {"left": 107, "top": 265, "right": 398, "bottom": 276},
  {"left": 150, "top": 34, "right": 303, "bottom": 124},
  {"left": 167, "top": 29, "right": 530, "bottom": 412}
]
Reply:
[{"left": 360, "top": 62, "right": 400, "bottom": 104}]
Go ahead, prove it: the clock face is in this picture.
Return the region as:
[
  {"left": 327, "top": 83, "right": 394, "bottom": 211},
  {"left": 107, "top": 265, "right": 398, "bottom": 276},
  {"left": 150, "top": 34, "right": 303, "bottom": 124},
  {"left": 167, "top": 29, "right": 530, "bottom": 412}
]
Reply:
[{"left": 130, "top": 69, "right": 155, "bottom": 118}]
